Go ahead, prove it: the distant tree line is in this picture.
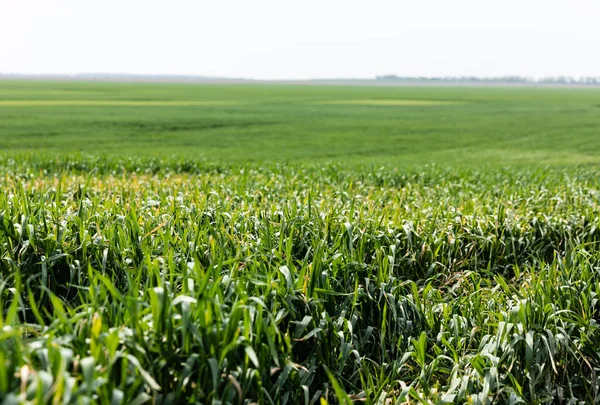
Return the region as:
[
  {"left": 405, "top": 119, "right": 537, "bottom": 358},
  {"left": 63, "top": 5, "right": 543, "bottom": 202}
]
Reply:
[{"left": 376, "top": 75, "right": 600, "bottom": 85}]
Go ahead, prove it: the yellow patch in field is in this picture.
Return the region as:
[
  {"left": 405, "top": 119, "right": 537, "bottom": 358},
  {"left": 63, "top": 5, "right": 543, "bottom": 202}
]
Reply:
[
  {"left": 314, "top": 99, "right": 463, "bottom": 106},
  {"left": 0, "top": 100, "right": 238, "bottom": 107}
]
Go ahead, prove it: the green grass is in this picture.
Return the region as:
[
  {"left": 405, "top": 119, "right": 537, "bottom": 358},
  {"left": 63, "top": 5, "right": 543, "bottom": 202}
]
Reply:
[
  {"left": 311, "top": 99, "right": 463, "bottom": 106},
  {"left": 1, "top": 80, "right": 600, "bottom": 165},
  {"left": 1, "top": 81, "right": 600, "bottom": 404},
  {"left": 0, "top": 100, "right": 239, "bottom": 106}
]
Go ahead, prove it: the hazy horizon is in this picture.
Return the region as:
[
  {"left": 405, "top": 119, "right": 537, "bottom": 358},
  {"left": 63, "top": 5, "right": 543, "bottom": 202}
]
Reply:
[{"left": 2, "top": 0, "right": 599, "bottom": 80}]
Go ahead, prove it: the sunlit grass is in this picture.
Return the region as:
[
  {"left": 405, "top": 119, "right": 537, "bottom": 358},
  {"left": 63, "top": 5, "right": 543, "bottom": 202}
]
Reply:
[
  {"left": 0, "top": 100, "right": 239, "bottom": 106},
  {"left": 1, "top": 157, "right": 600, "bottom": 403},
  {"left": 312, "top": 99, "right": 464, "bottom": 106},
  {"left": 1, "top": 81, "right": 599, "bottom": 165},
  {"left": 1, "top": 81, "right": 600, "bottom": 403}
]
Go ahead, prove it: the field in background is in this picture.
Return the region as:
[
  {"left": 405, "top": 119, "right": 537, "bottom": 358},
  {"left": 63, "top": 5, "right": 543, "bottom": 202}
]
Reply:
[
  {"left": 1, "top": 81, "right": 600, "bottom": 404},
  {"left": 1, "top": 80, "right": 600, "bottom": 165}
]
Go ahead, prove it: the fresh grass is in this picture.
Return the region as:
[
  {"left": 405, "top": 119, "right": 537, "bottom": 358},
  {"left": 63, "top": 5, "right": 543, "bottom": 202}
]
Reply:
[
  {"left": 1, "top": 81, "right": 600, "bottom": 404},
  {"left": 1, "top": 80, "right": 600, "bottom": 165},
  {"left": 0, "top": 100, "right": 240, "bottom": 106},
  {"left": 311, "top": 99, "right": 463, "bottom": 106}
]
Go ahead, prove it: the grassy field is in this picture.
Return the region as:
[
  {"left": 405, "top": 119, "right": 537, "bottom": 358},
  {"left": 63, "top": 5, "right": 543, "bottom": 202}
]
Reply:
[
  {"left": 1, "top": 81, "right": 600, "bottom": 404},
  {"left": 2, "top": 80, "right": 600, "bottom": 165}
]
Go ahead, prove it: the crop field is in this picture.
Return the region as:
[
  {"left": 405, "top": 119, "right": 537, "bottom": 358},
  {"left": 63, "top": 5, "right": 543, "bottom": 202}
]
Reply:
[
  {"left": 2, "top": 80, "right": 600, "bottom": 165},
  {"left": 1, "top": 81, "right": 600, "bottom": 404}
]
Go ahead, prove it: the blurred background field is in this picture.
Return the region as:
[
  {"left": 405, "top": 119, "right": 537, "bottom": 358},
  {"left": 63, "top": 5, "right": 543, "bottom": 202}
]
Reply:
[{"left": 2, "top": 80, "right": 600, "bottom": 166}]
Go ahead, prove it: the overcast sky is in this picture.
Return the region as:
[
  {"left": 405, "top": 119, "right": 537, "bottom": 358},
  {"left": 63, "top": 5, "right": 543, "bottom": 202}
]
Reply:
[{"left": 1, "top": 0, "right": 599, "bottom": 80}]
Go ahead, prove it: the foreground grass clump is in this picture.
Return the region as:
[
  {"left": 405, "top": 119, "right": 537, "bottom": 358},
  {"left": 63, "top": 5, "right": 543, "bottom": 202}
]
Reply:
[{"left": 1, "top": 159, "right": 600, "bottom": 404}]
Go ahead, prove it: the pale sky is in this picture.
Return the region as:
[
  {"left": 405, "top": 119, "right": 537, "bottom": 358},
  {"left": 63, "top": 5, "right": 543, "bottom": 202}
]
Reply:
[{"left": 1, "top": 0, "right": 599, "bottom": 80}]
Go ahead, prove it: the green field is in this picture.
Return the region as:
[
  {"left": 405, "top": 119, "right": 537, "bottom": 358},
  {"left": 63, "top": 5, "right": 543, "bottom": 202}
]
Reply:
[
  {"left": 1, "top": 81, "right": 600, "bottom": 404},
  {"left": 2, "top": 80, "right": 600, "bottom": 165}
]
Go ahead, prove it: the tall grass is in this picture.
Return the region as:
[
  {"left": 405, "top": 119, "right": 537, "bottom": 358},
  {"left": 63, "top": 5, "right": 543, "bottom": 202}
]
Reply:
[{"left": 1, "top": 159, "right": 599, "bottom": 403}]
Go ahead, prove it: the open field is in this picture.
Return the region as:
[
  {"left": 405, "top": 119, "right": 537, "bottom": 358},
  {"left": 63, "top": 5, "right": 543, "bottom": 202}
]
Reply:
[
  {"left": 1, "top": 82, "right": 600, "bottom": 404},
  {"left": 1, "top": 80, "right": 600, "bottom": 165}
]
